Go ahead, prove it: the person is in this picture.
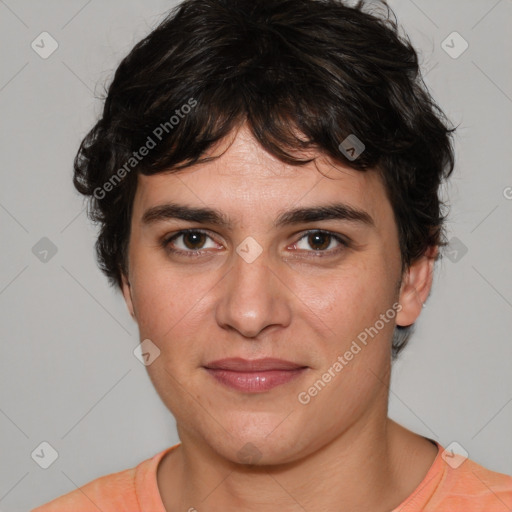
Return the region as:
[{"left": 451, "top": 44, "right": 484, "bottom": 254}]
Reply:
[{"left": 33, "top": 0, "right": 512, "bottom": 510}]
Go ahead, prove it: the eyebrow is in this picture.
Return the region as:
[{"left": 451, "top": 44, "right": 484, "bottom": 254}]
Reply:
[{"left": 141, "top": 202, "right": 375, "bottom": 229}]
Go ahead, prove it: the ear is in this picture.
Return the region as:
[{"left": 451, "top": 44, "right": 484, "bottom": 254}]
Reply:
[
  {"left": 121, "top": 272, "right": 137, "bottom": 320},
  {"left": 396, "top": 245, "right": 438, "bottom": 327}
]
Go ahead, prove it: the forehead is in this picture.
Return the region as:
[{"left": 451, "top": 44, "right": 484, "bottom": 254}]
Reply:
[{"left": 132, "top": 125, "right": 390, "bottom": 227}]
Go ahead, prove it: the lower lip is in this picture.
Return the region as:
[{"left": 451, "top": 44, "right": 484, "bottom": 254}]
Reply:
[{"left": 204, "top": 368, "right": 307, "bottom": 392}]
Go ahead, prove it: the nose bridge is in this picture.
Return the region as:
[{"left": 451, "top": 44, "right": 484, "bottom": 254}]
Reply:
[{"left": 215, "top": 240, "right": 291, "bottom": 338}]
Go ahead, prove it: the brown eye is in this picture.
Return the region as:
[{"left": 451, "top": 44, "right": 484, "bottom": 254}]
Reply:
[
  {"left": 307, "top": 232, "right": 331, "bottom": 251},
  {"left": 293, "top": 230, "right": 348, "bottom": 255},
  {"left": 182, "top": 231, "right": 207, "bottom": 250},
  {"left": 163, "top": 229, "right": 218, "bottom": 256}
]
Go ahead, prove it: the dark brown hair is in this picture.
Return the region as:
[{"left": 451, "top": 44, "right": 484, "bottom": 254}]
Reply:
[{"left": 73, "top": 0, "right": 455, "bottom": 358}]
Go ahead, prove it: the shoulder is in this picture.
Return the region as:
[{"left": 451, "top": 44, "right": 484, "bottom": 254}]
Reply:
[
  {"left": 426, "top": 454, "right": 512, "bottom": 511},
  {"left": 31, "top": 444, "right": 179, "bottom": 512},
  {"left": 31, "top": 465, "right": 138, "bottom": 511}
]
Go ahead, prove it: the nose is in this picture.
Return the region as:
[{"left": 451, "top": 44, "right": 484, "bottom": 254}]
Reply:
[{"left": 215, "top": 246, "right": 293, "bottom": 339}]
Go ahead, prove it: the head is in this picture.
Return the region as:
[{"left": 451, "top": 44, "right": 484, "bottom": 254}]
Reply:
[{"left": 74, "top": 0, "right": 454, "bottom": 463}]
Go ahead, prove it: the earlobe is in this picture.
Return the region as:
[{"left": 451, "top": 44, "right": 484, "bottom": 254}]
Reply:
[
  {"left": 396, "top": 246, "right": 438, "bottom": 327},
  {"left": 120, "top": 272, "right": 136, "bottom": 320}
]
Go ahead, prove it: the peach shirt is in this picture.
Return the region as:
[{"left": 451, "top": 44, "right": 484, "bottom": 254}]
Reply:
[{"left": 32, "top": 441, "right": 512, "bottom": 511}]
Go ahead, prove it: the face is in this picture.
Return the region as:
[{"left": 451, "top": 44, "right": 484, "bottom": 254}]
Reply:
[{"left": 121, "top": 124, "right": 429, "bottom": 464}]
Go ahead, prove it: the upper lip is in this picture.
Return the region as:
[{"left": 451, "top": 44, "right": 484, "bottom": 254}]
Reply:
[{"left": 204, "top": 357, "right": 306, "bottom": 371}]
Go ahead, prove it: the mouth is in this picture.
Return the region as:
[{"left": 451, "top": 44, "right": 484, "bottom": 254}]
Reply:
[{"left": 203, "top": 358, "right": 308, "bottom": 393}]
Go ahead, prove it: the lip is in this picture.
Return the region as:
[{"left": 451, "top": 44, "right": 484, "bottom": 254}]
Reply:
[
  {"left": 204, "top": 357, "right": 305, "bottom": 371},
  {"left": 203, "top": 358, "right": 308, "bottom": 393}
]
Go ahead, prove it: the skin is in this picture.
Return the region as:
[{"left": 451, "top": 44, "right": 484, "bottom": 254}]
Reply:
[{"left": 121, "top": 123, "right": 439, "bottom": 512}]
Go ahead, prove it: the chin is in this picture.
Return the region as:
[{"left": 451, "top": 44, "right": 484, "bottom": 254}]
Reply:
[{"left": 205, "top": 418, "right": 311, "bottom": 466}]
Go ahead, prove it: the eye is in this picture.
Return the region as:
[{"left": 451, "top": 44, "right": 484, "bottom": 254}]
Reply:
[
  {"left": 291, "top": 230, "right": 348, "bottom": 255},
  {"left": 162, "top": 229, "right": 348, "bottom": 259},
  {"left": 162, "top": 229, "right": 219, "bottom": 257}
]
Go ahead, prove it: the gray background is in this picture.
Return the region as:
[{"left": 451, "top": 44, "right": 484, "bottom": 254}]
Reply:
[{"left": 0, "top": 0, "right": 511, "bottom": 510}]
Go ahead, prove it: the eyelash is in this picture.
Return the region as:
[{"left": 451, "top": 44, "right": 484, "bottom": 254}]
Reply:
[{"left": 161, "top": 229, "right": 349, "bottom": 258}]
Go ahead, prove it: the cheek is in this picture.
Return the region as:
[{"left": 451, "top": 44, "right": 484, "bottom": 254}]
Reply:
[
  {"left": 132, "top": 280, "right": 177, "bottom": 340},
  {"left": 129, "top": 247, "right": 198, "bottom": 337},
  {"left": 130, "top": 264, "right": 217, "bottom": 368},
  {"left": 297, "top": 257, "right": 394, "bottom": 342}
]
